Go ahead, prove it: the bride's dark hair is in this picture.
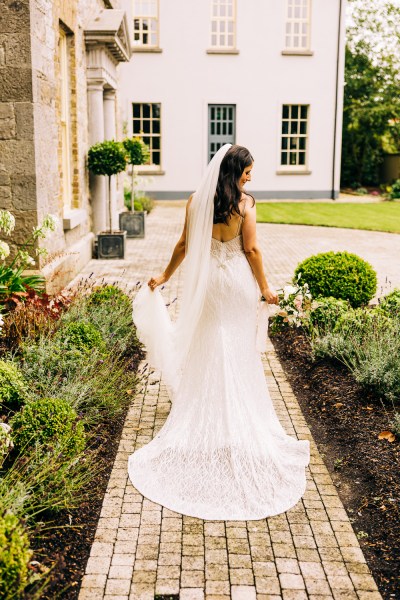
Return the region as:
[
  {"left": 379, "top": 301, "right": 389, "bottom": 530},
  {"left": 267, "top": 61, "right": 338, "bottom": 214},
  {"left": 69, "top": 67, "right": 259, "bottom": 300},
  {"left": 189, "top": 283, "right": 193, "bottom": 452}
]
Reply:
[{"left": 213, "top": 144, "right": 255, "bottom": 225}]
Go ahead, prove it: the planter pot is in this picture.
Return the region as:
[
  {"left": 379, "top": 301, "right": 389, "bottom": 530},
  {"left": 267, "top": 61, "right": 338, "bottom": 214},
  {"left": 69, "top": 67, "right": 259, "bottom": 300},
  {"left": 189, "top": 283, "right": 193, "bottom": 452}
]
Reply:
[
  {"left": 97, "top": 230, "right": 127, "bottom": 259},
  {"left": 119, "top": 211, "right": 146, "bottom": 238}
]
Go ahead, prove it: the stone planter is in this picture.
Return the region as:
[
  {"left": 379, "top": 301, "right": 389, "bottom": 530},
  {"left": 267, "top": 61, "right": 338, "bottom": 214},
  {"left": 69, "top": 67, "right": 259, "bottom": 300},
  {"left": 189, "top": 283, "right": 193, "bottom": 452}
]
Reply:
[
  {"left": 96, "top": 230, "right": 127, "bottom": 259},
  {"left": 119, "top": 211, "right": 146, "bottom": 238}
]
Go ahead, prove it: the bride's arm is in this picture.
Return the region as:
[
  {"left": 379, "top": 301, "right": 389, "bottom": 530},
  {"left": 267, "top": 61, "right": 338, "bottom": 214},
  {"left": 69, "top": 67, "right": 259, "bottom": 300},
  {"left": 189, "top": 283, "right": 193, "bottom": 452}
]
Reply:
[
  {"left": 242, "top": 201, "right": 278, "bottom": 305},
  {"left": 148, "top": 196, "right": 192, "bottom": 290}
]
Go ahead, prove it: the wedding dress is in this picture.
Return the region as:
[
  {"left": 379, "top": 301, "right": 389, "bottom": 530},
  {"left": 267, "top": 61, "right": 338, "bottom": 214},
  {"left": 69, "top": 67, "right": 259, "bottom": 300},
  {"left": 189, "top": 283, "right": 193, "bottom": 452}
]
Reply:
[{"left": 128, "top": 144, "right": 309, "bottom": 520}]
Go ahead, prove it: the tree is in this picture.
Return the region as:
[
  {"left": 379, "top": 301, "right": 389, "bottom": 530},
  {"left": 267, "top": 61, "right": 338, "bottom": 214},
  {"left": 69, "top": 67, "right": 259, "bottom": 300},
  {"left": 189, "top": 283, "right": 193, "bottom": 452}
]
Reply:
[
  {"left": 122, "top": 137, "right": 150, "bottom": 213},
  {"left": 87, "top": 141, "right": 127, "bottom": 233},
  {"left": 341, "top": 0, "right": 400, "bottom": 186}
]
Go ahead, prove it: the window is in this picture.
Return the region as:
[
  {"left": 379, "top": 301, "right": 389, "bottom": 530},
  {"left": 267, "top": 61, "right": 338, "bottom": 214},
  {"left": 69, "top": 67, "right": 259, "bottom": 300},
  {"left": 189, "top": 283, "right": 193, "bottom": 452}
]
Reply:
[
  {"left": 133, "top": 0, "right": 159, "bottom": 47},
  {"left": 210, "top": 0, "right": 236, "bottom": 50},
  {"left": 208, "top": 104, "right": 236, "bottom": 162},
  {"left": 280, "top": 104, "right": 309, "bottom": 169},
  {"left": 285, "top": 0, "right": 311, "bottom": 50},
  {"left": 132, "top": 103, "right": 161, "bottom": 168},
  {"left": 58, "top": 28, "right": 73, "bottom": 211}
]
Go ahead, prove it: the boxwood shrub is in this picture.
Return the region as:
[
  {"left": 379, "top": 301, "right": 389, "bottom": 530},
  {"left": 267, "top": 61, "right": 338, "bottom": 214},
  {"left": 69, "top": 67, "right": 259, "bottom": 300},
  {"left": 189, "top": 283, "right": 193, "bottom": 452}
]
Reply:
[
  {"left": 0, "top": 361, "right": 28, "bottom": 411},
  {"left": 55, "top": 321, "right": 107, "bottom": 355},
  {"left": 87, "top": 284, "right": 131, "bottom": 310},
  {"left": 309, "top": 297, "right": 351, "bottom": 331},
  {"left": 294, "top": 251, "right": 377, "bottom": 308},
  {"left": 0, "top": 512, "right": 32, "bottom": 599},
  {"left": 10, "top": 397, "right": 86, "bottom": 457}
]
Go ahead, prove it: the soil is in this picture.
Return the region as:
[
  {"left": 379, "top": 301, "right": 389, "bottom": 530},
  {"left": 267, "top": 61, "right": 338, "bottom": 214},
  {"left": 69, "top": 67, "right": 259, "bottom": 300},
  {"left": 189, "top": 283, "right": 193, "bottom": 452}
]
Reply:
[{"left": 271, "top": 327, "right": 400, "bottom": 600}]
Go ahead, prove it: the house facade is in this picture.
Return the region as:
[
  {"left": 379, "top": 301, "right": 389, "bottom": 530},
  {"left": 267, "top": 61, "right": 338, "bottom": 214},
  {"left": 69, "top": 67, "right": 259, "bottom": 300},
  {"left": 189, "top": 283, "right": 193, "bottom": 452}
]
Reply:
[
  {"left": 0, "top": 0, "right": 131, "bottom": 292},
  {"left": 119, "top": 0, "right": 346, "bottom": 199}
]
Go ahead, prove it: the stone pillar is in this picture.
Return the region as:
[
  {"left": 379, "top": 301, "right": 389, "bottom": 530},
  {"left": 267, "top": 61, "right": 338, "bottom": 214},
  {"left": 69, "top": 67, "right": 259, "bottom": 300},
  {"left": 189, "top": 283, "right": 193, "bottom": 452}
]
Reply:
[
  {"left": 103, "top": 88, "right": 118, "bottom": 232},
  {"left": 87, "top": 81, "right": 106, "bottom": 233}
]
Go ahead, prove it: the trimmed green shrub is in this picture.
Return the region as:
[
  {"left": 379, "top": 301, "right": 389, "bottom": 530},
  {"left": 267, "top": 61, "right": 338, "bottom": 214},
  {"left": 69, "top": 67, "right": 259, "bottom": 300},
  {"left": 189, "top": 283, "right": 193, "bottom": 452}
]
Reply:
[
  {"left": 55, "top": 320, "right": 107, "bottom": 355},
  {"left": 88, "top": 284, "right": 131, "bottom": 309},
  {"left": 334, "top": 307, "right": 392, "bottom": 337},
  {"left": 294, "top": 251, "right": 377, "bottom": 308},
  {"left": 0, "top": 512, "right": 32, "bottom": 599},
  {"left": 380, "top": 288, "right": 400, "bottom": 316},
  {"left": 10, "top": 397, "right": 86, "bottom": 457},
  {"left": 387, "top": 178, "right": 400, "bottom": 200},
  {"left": 309, "top": 297, "right": 351, "bottom": 331},
  {"left": 0, "top": 361, "right": 28, "bottom": 410}
]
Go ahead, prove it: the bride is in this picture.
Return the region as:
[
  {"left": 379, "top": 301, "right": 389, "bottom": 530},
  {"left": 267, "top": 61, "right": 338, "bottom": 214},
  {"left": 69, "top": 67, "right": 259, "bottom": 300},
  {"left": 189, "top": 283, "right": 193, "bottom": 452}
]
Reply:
[{"left": 129, "top": 144, "right": 310, "bottom": 520}]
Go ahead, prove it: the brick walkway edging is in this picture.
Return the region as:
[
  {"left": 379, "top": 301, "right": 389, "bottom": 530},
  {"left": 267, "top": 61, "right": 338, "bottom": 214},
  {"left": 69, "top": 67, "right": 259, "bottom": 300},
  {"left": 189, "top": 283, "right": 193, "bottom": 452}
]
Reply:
[{"left": 78, "top": 339, "right": 381, "bottom": 600}]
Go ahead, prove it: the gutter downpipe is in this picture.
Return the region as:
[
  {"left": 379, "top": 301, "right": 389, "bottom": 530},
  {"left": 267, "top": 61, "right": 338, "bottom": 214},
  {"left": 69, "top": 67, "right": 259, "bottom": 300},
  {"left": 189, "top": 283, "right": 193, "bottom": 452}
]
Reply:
[{"left": 331, "top": 0, "right": 344, "bottom": 200}]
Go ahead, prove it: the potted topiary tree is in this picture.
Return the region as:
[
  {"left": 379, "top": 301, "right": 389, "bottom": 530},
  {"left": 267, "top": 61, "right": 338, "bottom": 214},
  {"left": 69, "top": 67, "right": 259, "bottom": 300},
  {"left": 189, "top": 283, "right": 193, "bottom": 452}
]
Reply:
[
  {"left": 120, "top": 137, "right": 150, "bottom": 238},
  {"left": 88, "top": 140, "right": 128, "bottom": 259}
]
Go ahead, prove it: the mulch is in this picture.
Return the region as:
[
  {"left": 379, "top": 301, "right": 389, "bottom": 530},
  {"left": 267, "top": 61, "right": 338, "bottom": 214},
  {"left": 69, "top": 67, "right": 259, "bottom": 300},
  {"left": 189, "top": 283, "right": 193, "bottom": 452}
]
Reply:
[{"left": 271, "top": 327, "right": 400, "bottom": 600}]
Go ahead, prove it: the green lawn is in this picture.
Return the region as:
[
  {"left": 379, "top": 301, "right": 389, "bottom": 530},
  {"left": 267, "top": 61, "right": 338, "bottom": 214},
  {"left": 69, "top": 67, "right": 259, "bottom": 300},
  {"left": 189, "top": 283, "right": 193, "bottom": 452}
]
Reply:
[{"left": 256, "top": 202, "right": 400, "bottom": 233}]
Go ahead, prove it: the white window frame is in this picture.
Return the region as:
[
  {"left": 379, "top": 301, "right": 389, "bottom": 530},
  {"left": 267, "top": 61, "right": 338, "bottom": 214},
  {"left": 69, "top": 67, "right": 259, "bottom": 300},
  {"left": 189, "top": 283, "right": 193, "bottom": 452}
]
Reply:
[
  {"left": 284, "top": 0, "right": 311, "bottom": 52},
  {"left": 210, "top": 0, "right": 236, "bottom": 51},
  {"left": 59, "top": 28, "right": 73, "bottom": 212},
  {"left": 132, "top": 102, "right": 162, "bottom": 171},
  {"left": 279, "top": 104, "right": 310, "bottom": 172},
  {"left": 133, "top": 0, "right": 159, "bottom": 48}
]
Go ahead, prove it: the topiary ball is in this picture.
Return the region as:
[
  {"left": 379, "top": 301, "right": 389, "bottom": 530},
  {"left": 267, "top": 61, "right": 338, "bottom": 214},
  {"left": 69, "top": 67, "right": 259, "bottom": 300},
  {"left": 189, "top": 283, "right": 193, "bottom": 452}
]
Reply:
[
  {"left": 0, "top": 512, "right": 32, "bottom": 599},
  {"left": 88, "top": 284, "right": 131, "bottom": 309},
  {"left": 55, "top": 321, "right": 107, "bottom": 355},
  {"left": 0, "top": 361, "right": 28, "bottom": 411},
  {"left": 10, "top": 397, "right": 86, "bottom": 456},
  {"left": 294, "top": 251, "right": 377, "bottom": 308}
]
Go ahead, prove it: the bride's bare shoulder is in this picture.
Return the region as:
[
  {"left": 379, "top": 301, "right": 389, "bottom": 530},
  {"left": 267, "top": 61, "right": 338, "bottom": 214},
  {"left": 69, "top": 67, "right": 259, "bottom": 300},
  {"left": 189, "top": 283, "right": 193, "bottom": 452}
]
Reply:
[{"left": 240, "top": 193, "right": 255, "bottom": 213}]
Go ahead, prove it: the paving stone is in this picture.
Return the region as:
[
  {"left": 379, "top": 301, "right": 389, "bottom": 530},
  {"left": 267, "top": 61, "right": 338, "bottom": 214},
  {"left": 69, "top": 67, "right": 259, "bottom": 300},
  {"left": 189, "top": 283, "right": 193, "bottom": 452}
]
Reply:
[
  {"left": 275, "top": 558, "right": 300, "bottom": 574},
  {"left": 180, "top": 589, "right": 205, "bottom": 600},
  {"left": 231, "top": 585, "right": 257, "bottom": 599},
  {"left": 206, "top": 580, "right": 230, "bottom": 594},
  {"left": 279, "top": 573, "right": 305, "bottom": 589}
]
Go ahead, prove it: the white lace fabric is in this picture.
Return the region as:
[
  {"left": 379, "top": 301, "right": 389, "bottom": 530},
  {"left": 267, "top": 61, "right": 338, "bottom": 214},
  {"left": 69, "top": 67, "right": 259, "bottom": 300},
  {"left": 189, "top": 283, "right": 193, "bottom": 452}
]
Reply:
[{"left": 129, "top": 237, "right": 310, "bottom": 520}]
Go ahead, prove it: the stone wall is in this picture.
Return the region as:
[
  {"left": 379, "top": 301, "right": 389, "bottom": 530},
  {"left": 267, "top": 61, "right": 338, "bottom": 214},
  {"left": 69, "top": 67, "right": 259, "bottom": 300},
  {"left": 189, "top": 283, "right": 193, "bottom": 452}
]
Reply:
[
  {"left": 0, "top": 0, "right": 130, "bottom": 293},
  {"left": 0, "top": 0, "right": 38, "bottom": 258}
]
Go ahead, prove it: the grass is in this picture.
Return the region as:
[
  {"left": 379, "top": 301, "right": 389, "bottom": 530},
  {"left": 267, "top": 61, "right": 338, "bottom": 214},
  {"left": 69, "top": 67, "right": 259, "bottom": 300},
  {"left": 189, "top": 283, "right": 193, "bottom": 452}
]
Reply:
[{"left": 256, "top": 202, "right": 400, "bottom": 233}]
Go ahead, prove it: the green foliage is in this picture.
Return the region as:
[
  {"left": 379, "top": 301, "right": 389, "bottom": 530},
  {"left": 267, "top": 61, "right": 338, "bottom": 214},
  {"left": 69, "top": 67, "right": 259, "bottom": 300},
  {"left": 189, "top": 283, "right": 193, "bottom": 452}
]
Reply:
[
  {"left": 341, "top": 1, "right": 400, "bottom": 186},
  {"left": 309, "top": 297, "right": 351, "bottom": 332},
  {"left": 10, "top": 397, "right": 86, "bottom": 457},
  {"left": 387, "top": 179, "right": 400, "bottom": 199},
  {"left": 0, "top": 512, "right": 32, "bottom": 600},
  {"left": 294, "top": 251, "right": 377, "bottom": 308},
  {"left": 0, "top": 361, "right": 28, "bottom": 411},
  {"left": 123, "top": 137, "right": 150, "bottom": 166},
  {"left": 87, "top": 140, "right": 127, "bottom": 177},
  {"left": 87, "top": 284, "right": 131, "bottom": 309},
  {"left": 55, "top": 320, "right": 107, "bottom": 355},
  {"left": 379, "top": 288, "right": 400, "bottom": 316},
  {"left": 124, "top": 190, "right": 155, "bottom": 213}
]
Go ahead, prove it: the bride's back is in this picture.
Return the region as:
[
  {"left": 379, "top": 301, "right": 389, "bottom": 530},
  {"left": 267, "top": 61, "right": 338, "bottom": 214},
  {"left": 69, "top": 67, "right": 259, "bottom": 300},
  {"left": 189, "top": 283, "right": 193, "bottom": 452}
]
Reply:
[{"left": 211, "top": 196, "right": 247, "bottom": 242}]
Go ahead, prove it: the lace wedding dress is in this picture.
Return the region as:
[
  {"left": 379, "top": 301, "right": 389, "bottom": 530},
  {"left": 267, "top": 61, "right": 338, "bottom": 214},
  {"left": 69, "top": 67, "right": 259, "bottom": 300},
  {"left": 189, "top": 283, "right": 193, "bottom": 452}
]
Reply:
[{"left": 128, "top": 230, "right": 310, "bottom": 520}]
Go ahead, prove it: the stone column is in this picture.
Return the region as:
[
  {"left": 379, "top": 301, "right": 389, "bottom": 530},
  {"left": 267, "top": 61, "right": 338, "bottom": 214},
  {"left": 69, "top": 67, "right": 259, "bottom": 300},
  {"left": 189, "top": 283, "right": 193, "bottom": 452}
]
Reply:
[
  {"left": 87, "top": 80, "right": 106, "bottom": 233},
  {"left": 103, "top": 88, "right": 118, "bottom": 232}
]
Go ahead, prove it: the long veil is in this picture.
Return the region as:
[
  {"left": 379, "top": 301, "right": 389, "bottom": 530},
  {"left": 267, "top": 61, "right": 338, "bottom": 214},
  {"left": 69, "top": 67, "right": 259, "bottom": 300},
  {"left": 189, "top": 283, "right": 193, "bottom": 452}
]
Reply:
[{"left": 132, "top": 144, "right": 232, "bottom": 394}]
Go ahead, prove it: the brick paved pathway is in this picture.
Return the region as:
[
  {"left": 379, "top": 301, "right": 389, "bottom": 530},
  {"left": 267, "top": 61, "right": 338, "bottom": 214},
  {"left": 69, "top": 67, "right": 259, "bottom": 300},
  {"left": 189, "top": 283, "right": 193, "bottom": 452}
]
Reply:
[{"left": 73, "top": 204, "right": 394, "bottom": 600}]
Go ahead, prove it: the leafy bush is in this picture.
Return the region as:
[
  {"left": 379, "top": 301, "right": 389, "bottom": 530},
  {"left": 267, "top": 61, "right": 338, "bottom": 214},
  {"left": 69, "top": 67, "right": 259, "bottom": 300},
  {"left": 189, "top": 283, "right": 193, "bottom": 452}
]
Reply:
[
  {"left": 0, "top": 512, "right": 32, "bottom": 599},
  {"left": 55, "top": 320, "right": 107, "bottom": 355},
  {"left": 124, "top": 191, "right": 155, "bottom": 213},
  {"left": 87, "top": 141, "right": 127, "bottom": 177},
  {"left": 309, "top": 297, "right": 351, "bottom": 332},
  {"left": 87, "top": 284, "right": 131, "bottom": 309},
  {"left": 379, "top": 288, "right": 400, "bottom": 316},
  {"left": 387, "top": 178, "right": 400, "bottom": 200},
  {"left": 138, "top": 195, "right": 155, "bottom": 213},
  {"left": 123, "top": 137, "right": 150, "bottom": 166},
  {"left": 334, "top": 307, "right": 392, "bottom": 337},
  {"left": 10, "top": 397, "right": 86, "bottom": 457},
  {"left": 0, "top": 361, "right": 28, "bottom": 411},
  {"left": 294, "top": 251, "right": 377, "bottom": 308}
]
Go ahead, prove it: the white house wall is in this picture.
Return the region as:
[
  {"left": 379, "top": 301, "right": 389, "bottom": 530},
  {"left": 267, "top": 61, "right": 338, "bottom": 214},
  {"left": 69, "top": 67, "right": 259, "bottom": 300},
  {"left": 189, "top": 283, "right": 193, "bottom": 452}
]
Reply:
[{"left": 119, "top": 0, "right": 346, "bottom": 199}]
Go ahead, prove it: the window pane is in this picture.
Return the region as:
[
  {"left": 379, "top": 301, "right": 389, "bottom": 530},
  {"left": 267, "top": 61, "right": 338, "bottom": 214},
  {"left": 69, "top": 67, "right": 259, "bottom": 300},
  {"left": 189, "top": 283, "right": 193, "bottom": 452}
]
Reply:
[
  {"left": 133, "top": 120, "right": 141, "bottom": 134},
  {"left": 290, "top": 121, "right": 298, "bottom": 134},
  {"left": 300, "top": 105, "right": 308, "bottom": 119},
  {"left": 152, "top": 151, "right": 160, "bottom": 165},
  {"left": 152, "top": 137, "right": 160, "bottom": 150},
  {"left": 282, "top": 105, "right": 289, "bottom": 119},
  {"left": 281, "top": 152, "right": 288, "bottom": 165},
  {"left": 282, "top": 138, "right": 288, "bottom": 150},
  {"left": 153, "top": 120, "right": 160, "bottom": 134},
  {"left": 133, "top": 104, "right": 140, "bottom": 118},
  {"left": 300, "top": 121, "right": 307, "bottom": 134},
  {"left": 143, "top": 104, "right": 151, "bottom": 118},
  {"left": 290, "top": 152, "right": 297, "bottom": 165},
  {"left": 291, "top": 105, "right": 298, "bottom": 119},
  {"left": 290, "top": 137, "right": 298, "bottom": 149},
  {"left": 298, "top": 152, "right": 306, "bottom": 165},
  {"left": 282, "top": 121, "right": 289, "bottom": 135},
  {"left": 299, "top": 137, "right": 306, "bottom": 150},
  {"left": 143, "top": 120, "right": 150, "bottom": 133}
]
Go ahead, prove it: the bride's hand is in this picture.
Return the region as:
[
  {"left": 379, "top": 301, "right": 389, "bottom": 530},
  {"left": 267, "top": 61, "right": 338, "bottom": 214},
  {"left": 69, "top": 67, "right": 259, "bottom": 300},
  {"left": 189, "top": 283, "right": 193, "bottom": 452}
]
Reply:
[
  {"left": 148, "top": 273, "right": 168, "bottom": 291},
  {"left": 262, "top": 287, "right": 279, "bottom": 305}
]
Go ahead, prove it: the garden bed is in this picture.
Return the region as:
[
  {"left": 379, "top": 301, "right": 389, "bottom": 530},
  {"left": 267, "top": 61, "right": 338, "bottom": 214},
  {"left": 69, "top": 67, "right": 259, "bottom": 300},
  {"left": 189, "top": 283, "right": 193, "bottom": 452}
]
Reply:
[{"left": 271, "top": 327, "right": 399, "bottom": 600}]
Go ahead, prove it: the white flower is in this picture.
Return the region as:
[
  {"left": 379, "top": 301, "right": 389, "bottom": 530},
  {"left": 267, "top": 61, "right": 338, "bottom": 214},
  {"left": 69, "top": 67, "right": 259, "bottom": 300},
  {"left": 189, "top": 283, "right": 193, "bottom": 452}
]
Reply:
[
  {"left": 41, "top": 214, "right": 58, "bottom": 232},
  {"left": 283, "top": 285, "right": 297, "bottom": 300},
  {"left": 0, "top": 210, "right": 16, "bottom": 235},
  {"left": 18, "top": 250, "right": 35, "bottom": 267},
  {"left": 36, "top": 247, "right": 48, "bottom": 257},
  {"left": 0, "top": 240, "right": 10, "bottom": 260},
  {"left": 0, "top": 423, "right": 11, "bottom": 434}
]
